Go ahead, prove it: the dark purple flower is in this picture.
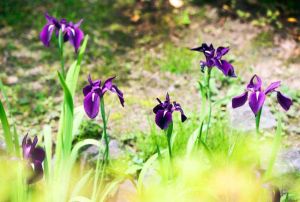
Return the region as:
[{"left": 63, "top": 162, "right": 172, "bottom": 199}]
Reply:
[
  {"left": 83, "top": 75, "right": 124, "bottom": 119},
  {"left": 191, "top": 43, "right": 236, "bottom": 77},
  {"left": 40, "top": 13, "right": 84, "bottom": 52},
  {"left": 232, "top": 75, "right": 292, "bottom": 115},
  {"left": 22, "top": 134, "right": 45, "bottom": 184},
  {"left": 153, "top": 93, "right": 187, "bottom": 130}
]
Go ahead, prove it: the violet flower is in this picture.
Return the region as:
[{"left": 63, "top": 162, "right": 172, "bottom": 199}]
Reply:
[
  {"left": 83, "top": 75, "right": 124, "bottom": 119},
  {"left": 232, "top": 74, "right": 292, "bottom": 115},
  {"left": 153, "top": 93, "right": 187, "bottom": 130},
  {"left": 22, "top": 134, "right": 45, "bottom": 184},
  {"left": 191, "top": 43, "right": 236, "bottom": 77},
  {"left": 40, "top": 13, "right": 84, "bottom": 52}
]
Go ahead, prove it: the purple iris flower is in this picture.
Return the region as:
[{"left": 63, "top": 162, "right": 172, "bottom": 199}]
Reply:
[
  {"left": 153, "top": 93, "right": 187, "bottom": 130},
  {"left": 40, "top": 13, "right": 84, "bottom": 52},
  {"left": 83, "top": 75, "right": 124, "bottom": 119},
  {"left": 22, "top": 134, "right": 45, "bottom": 184},
  {"left": 191, "top": 43, "right": 236, "bottom": 77},
  {"left": 232, "top": 74, "right": 293, "bottom": 115}
]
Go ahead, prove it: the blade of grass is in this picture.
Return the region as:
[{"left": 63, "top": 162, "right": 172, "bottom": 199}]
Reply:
[
  {"left": 0, "top": 99, "right": 14, "bottom": 153},
  {"left": 263, "top": 112, "right": 282, "bottom": 180}
]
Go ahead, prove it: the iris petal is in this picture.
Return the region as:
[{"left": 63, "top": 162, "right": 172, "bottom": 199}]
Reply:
[
  {"left": 83, "top": 92, "right": 100, "bottom": 119},
  {"left": 215, "top": 60, "right": 236, "bottom": 77},
  {"left": 83, "top": 84, "right": 92, "bottom": 96},
  {"left": 173, "top": 102, "right": 187, "bottom": 122},
  {"left": 247, "top": 75, "right": 262, "bottom": 91},
  {"left": 40, "top": 24, "right": 54, "bottom": 47},
  {"left": 216, "top": 47, "right": 229, "bottom": 59},
  {"left": 31, "top": 147, "right": 45, "bottom": 163},
  {"left": 69, "top": 27, "right": 84, "bottom": 53},
  {"left": 232, "top": 91, "right": 248, "bottom": 108},
  {"left": 153, "top": 104, "right": 164, "bottom": 113},
  {"left": 111, "top": 84, "right": 125, "bottom": 107},
  {"left": 264, "top": 81, "right": 281, "bottom": 95},
  {"left": 277, "top": 91, "right": 292, "bottom": 111},
  {"left": 249, "top": 91, "right": 266, "bottom": 115},
  {"left": 155, "top": 110, "right": 172, "bottom": 130}
]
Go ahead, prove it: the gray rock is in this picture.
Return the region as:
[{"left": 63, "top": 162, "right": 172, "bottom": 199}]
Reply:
[
  {"left": 274, "top": 148, "right": 300, "bottom": 174},
  {"left": 82, "top": 139, "right": 122, "bottom": 162},
  {"left": 228, "top": 104, "right": 276, "bottom": 131}
]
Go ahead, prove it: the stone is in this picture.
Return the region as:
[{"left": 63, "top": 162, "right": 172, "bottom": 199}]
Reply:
[
  {"left": 228, "top": 104, "right": 276, "bottom": 131},
  {"left": 82, "top": 139, "right": 122, "bottom": 163},
  {"left": 274, "top": 148, "right": 300, "bottom": 174}
]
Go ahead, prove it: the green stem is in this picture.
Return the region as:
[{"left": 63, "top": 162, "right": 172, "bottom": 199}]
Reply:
[
  {"left": 255, "top": 108, "right": 262, "bottom": 134},
  {"left": 92, "top": 97, "right": 108, "bottom": 201},
  {"left": 58, "top": 30, "right": 65, "bottom": 78},
  {"left": 100, "top": 97, "right": 109, "bottom": 163},
  {"left": 204, "top": 68, "right": 212, "bottom": 142},
  {"left": 197, "top": 80, "right": 206, "bottom": 147},
  {"left": 166, "top": 122, "right": 173, "bottom": 160}
]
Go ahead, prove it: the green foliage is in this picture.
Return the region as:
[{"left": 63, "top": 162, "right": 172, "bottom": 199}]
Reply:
[
  {"left": 157, "top": 43, "right": 195, "bottom": 74},
  {"left": 252, "top": 31, "right": 274, "bottom": 48}
]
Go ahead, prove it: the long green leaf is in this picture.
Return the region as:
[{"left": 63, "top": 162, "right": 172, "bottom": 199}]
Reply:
[
  {"left": 137, "top": 150, "right": 166, "bottom": 193},
  {"left": 58, "top": 71, "right": 74, "bottom": 155},
  {"left": 66, "top": 35, "right": 89, "bottom": 97},
  {"left": 43, "top": 124, "right": 52, "bottom": 180},
  {"left": 71, "top": 169, "right": 93, "bottom": 198},
  {"left": 0, "top": 99, "right": 14, "bottom": 153},
  {"left": 70, "top": 139, "right": 102, "bottom": 168},
  {"left": 99, "top": 178, "right": 123, "bottom": 202},
  {"left": 72, "top": 106, "right": 85, "bottom": 138}
]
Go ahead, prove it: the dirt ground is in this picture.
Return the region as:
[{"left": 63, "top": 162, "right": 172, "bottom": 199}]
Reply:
[{"left": 0, "top": 2, "right": 299, "bottom": 145}]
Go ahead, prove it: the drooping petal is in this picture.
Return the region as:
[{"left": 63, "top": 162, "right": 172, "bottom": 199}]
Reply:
[
  {"left": 69, "top": 27, "right": 84, "bottom": 53},
  {"left": 83, "top": 92, "right": 100, "bottom": 119},
  {"left": 83, "top": 84, "right": 92, "bottom": 96},
  {"left": 264, "top": 81, "right": 281, "bottom": 95},
  {"left": 155, "top": 110, "right": 172, "bottom": 130},
  {"left": 232, "top": 91, "right": 248, "bottom": 108},
  {"left": 40, "top": 24, "right": 55, "bottom": 47},
  {"left": 173, "top": 102, "right": 187, "bottom": 122},
  {"left": 153, "top": 104, "right": 164, "bottom": 113},
  {"left": 277, "top": 91, "right": 292, "bottom": 111},
  {"left": 215, "top": 59, "right": 236, "bottom": 77},
  {"left": 216, "top": 47, "right": 229, "bottom": 59},
  {"left": 247, "top": 75, "right": 262, "bottom": 91},
  {"left": 110, "top": 85, "right": 125, "bottom": 107},
  {"left": 249, "top": 91, "right": 266, "bottom": 115},
  {"left": 31, "top": 147, "right": 45, "bottom": 163}
]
